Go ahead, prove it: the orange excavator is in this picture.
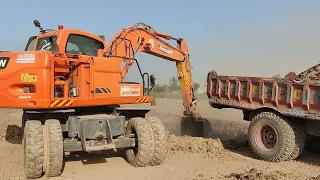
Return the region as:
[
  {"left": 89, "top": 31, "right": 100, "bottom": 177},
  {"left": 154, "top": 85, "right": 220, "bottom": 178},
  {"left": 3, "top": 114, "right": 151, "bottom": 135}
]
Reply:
[{"left": 0, "top": 20, "right": 200, "bottom": 179}]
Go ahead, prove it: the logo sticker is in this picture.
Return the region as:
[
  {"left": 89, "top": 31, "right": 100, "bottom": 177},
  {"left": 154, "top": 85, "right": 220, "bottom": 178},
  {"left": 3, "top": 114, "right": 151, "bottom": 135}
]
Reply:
[
  {"left": 20, "top": 73, "right": 37, "bottom": 82},
  {"left": 158, "top": 45, "right": 173, "bottom": 55},
  {"left": 120, "top": 86, "right": 140, "bottom": 96},
  {"left": 0, "top": 57, "right": 10, "bottom": 69},
  {"left": 148, "top": 39, "right": 155, "bottom": 49},
  {"left": 19, "top": 96, "right": 31, "bottom": 99},
  {"left": 16, "top": 54, "right": 35, "bottom": 63}
]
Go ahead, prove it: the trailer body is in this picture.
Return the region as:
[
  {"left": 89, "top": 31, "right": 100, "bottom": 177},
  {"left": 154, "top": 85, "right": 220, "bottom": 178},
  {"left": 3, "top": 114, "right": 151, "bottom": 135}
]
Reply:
[
  {"left": 207, "top": 71, "right": 320, "bottom": 122},
  {"left": 206, "top": 70, "right": 320, "bottom": 162}
]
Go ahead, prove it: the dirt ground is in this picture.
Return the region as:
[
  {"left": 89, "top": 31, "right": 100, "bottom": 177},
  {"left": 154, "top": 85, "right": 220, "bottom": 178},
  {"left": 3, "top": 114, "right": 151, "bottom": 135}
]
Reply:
[{"left": 1, "top": 98, "right": 320, "bottom": 180}]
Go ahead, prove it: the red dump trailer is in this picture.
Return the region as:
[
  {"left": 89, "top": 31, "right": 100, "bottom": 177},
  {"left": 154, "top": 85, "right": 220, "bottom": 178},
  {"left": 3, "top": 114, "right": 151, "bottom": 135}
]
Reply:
[{"left": 206, "top": 66, "right": 320, "bottom": 162}]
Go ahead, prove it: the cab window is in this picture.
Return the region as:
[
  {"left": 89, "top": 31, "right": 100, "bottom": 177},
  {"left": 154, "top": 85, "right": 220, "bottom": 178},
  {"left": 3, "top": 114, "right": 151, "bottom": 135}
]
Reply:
[
  {"left": 25, "top": 36, "right": 36, "bottom": 51},
  {"left": 65, "top": 34, "right": 104, "bottom": 56},
  {"left": 36, "top": 36, "right": 58, "bottom": 52}
]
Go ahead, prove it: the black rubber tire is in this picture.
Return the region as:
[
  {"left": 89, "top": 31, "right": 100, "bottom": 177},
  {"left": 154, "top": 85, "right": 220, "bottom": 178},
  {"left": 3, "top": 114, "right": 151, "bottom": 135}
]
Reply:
[
  {"left": 125, "top": 117, "right": 155, "bottom": 167},
  {"left": 247, "top": 112, "right": 295, "bottom": 162},
  {"left": 23, "top": 120, "right": 44, "bottom": 179},
  {"left": 305, "top": 135, "right": 320, "bottom": 154},
  {"left": 146, "top": 117, "right": 168, "bottom": 166},
  {"left": 287, "top": 121, "right": 306, "bottom": 160},
  {"left": 43, "top": 119, "right": 64, "bottom": 177}
]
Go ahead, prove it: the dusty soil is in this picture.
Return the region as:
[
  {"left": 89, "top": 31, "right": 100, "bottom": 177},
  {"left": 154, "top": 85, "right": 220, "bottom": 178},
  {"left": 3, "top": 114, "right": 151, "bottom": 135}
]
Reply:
[{"left": 1, "top": 98, "right": 320, "bottom": 180}]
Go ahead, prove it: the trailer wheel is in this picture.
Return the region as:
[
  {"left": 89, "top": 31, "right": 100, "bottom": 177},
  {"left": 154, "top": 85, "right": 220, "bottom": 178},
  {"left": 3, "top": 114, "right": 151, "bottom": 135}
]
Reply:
[
  {"left": 43, "top": 119, "right": 63, "bottom": 177},
  {"left": 248, "top": 112, "right": 295, "bottom": 162},
  {"left": 125, "top": 117, "right": 155, "bottom": 167},
  {"left": 287, "top": 121, "right": 306, "bottom": 160},
  {"left": 23, "top": 120, "right": 44, "bottom": 179},
  {"left": 146, "top": 117, "right": 168, "bottom": 166},
  {"left": 305, "top": 135, "right": 320, "bottom": 154}
]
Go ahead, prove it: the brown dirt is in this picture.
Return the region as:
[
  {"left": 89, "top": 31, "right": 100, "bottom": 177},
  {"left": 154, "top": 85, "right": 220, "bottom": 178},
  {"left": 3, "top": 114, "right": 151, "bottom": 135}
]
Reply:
[
  {"left": 1, "top": 98, "right": 320, "bottom": 180},
  {"left": 168, "top": 134, "right": 224, "bottom": 154},
  {"left": 224, "top": 168, "right": 295, "bottom": 180}
]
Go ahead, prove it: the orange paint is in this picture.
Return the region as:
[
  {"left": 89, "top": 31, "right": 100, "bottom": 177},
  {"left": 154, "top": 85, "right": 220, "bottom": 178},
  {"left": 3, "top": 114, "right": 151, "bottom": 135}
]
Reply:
[{"left": 0, "top": 21, "right": 200, "bottom": 118}]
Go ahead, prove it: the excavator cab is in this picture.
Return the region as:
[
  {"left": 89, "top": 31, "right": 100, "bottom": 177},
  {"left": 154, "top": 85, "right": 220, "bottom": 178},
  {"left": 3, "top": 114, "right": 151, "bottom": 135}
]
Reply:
[{"left": 0, "top": 19, "right": 160, "bottom": 112}]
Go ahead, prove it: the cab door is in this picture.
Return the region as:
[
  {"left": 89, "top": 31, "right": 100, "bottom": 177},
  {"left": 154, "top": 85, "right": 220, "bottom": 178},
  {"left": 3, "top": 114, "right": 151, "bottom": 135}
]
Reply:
[{"left": 63, "top": 33, "right": 120, "bottom": 99}]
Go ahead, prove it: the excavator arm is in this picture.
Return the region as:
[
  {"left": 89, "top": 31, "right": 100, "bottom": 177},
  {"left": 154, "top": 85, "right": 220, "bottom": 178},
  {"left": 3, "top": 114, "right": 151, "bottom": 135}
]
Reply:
[{"left": 103, "top": 22, "right": 200, "bottom": 119}]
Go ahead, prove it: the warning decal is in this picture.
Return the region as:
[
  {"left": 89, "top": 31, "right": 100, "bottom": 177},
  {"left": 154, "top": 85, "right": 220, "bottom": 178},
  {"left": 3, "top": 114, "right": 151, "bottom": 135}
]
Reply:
[
  {"left": 16, "top": 54, "right": 35, "bottom": 63},
  {"left": 120, "top": 86, "right": 140, "bottom": 96},
  {"left": 20, "top": 73, "right": 37, "bottom": 82}
]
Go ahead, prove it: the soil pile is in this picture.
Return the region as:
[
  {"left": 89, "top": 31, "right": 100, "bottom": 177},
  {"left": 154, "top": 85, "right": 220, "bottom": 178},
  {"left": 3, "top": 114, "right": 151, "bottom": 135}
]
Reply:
[
  {"left": 224, "top": 168, "right": 295, "bottom": 180},
  {"left": 167, "top": 134, "right": 225, "bottom": 154}
]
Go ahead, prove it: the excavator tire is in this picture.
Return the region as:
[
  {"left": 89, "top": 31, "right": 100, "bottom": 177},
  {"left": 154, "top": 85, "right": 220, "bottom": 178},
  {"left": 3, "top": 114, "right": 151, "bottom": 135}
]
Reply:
[
  {"left": 248, "top": 112, "right": 295, "bottom": 162},
  {"left": 146, "top": 117, "right": 168, "bottom": 166},
  {"left": 23, "top": 120, "right": 44, "bottom": 179},
  {"left": 43, "top": 119, "right": 63, "bottom": 177},
  {"left": 125, "top": 117, "right": 155, "bottom": 167}
]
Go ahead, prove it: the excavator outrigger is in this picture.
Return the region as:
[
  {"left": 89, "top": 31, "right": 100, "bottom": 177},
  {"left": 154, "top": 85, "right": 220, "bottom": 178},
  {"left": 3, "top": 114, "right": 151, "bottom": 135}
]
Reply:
[{"left": 0, "top": 20, "right": 200, "bottom": 179}]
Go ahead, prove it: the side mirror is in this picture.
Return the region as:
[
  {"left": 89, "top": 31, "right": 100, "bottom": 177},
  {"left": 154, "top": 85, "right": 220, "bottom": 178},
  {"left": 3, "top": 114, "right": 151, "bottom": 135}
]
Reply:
[
  {"left": 33, "top": 20, "right": 41, "bottom": 28},
  {"left": 150, "top": 74, "right": 155, "bottom": 88}
]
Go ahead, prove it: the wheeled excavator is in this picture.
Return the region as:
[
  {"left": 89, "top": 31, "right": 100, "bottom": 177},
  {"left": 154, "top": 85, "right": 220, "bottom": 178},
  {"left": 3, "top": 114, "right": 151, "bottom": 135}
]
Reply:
[{"left": 0, "top": 20, "right": 200, "bottom": 179}]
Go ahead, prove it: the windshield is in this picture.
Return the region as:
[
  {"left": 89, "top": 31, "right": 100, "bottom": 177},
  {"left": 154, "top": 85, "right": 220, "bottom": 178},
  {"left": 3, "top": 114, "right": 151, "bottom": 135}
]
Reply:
[{"left": 36, "top": 36, "right": 58, "bottom": 51}]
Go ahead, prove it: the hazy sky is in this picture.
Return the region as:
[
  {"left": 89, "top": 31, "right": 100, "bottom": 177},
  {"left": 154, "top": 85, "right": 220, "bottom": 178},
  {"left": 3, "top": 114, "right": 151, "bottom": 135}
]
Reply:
[{"left": 1, "top": 0, "right": 320, "bottom": 85}]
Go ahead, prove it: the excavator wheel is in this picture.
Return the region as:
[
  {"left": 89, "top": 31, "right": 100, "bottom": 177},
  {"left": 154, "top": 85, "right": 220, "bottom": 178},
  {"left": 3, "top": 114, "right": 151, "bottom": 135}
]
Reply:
[
  {"left": 125, "top": 117, "right": 155, "bottom": 167},
  {"left": 146, "top": 117, "right": 168, "bottom": 166},
  {"left": 23, "top": 120, "right": 44, "bottom": 179},
  {"left": 43, "top": 119, "right": 64, "bottom": 177}
]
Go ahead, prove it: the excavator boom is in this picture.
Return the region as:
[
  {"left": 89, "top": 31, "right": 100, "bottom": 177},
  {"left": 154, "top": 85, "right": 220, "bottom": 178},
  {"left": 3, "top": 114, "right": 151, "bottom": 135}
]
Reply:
[{"left": 103, "top": 22, "right": 200, "bottom": 118}]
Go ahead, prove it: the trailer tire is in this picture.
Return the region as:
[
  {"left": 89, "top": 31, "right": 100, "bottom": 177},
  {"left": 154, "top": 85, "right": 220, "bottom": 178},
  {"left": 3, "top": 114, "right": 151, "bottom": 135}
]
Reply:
[
  {"left": 305, "top": 135, "right": 320, "bottom": 154},
  {"left": 43, "top": 119, "right": 63, "bottom": 177},
  {"left": 248, "top": 112, "right": 295, "bottom": 162},
  {"left": 146, "top": 117, "right": 168, "bottom": 166},
  {"left": 23, "top": 120, "right": 44, "bottom": 179},
  {"left": 287, "top": 121, "right": 306, "bottom": 160},
  {"left": 125, "top": 117, "right": 154, "bottom": 167}
]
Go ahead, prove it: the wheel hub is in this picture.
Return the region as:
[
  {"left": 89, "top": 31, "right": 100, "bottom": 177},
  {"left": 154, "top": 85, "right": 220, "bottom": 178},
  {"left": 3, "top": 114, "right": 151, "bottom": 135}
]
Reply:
[{"left": 255, "top": 124, "right": 278, "bottom": 150}]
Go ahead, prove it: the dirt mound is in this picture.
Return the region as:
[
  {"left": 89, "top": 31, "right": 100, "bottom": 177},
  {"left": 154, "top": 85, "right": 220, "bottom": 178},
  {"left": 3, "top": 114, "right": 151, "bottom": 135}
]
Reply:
[
  {"left": 224, "top": 168, "right": 295, "bottom": 180},
  {"left": 167, "top": 134, "right": 225, "bottom": 154}
]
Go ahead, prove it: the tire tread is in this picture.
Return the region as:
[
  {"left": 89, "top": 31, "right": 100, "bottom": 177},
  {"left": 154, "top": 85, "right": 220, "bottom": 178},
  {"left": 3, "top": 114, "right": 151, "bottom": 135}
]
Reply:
[
  {"left": 146, "top": 117, "right": 168, "bottom": 166},
  {"left": 24, "top": 120, "right": 44, "bottom": 179}
]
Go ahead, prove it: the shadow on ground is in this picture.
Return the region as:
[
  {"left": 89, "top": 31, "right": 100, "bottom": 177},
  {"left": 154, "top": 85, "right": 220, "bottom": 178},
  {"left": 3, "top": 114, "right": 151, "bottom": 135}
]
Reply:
[
  {"left": 5, "top": 125, "right": 22, "bottom": 144},
  {"left": 64, "top": 149, "right": 128, "bottom": 165}
]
